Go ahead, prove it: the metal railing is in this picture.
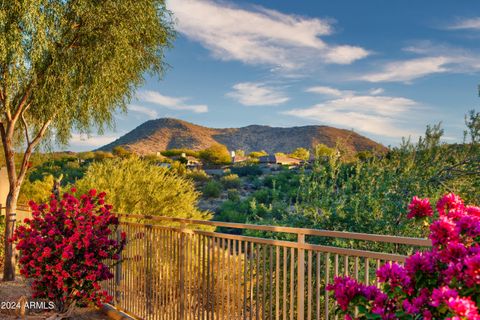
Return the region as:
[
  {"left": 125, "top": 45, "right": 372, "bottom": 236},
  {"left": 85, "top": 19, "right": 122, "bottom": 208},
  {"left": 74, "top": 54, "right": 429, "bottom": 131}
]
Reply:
[{"left": 104, "top": 215, "right": 431, "bottom": 320}]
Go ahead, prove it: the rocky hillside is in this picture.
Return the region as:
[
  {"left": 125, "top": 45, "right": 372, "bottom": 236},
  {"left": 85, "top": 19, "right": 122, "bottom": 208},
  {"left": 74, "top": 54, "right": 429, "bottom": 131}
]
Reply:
[{"left": 99, "top": 118, "right": 386, "bottom": 154}]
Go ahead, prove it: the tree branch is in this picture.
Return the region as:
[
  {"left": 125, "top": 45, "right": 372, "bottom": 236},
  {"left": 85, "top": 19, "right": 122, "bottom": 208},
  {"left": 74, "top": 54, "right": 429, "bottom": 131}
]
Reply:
[
  {"left": 20, "top": 103, "right": 31, "bottom": 145},
  {"left": 9, "top": 82, "right": 34, "bottom": 132},
  {"left": 16, "top": 118, "right": 52, "bottom": 189}
]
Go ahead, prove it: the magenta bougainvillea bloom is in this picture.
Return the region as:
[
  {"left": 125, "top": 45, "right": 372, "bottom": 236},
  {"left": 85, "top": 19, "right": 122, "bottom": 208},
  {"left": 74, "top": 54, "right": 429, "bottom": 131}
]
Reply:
[
  {"left": 12, "top": 189, "right": 125, "bottom": 313},
  {"left": 328, "top": 193, "right": 480, "bottom": 319},
  {"left": 407, "top": 196, "right": 434, "bottom": 219}
]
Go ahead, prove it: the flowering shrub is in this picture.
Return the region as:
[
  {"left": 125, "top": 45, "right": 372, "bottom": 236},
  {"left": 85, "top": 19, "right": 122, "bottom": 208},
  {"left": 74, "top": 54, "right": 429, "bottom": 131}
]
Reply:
[
  {"left": 327, "top": 193, "right": 480, "bottom": 319},
  {"left": 12, "top": 189, "right": 125, "bottom": 314}
]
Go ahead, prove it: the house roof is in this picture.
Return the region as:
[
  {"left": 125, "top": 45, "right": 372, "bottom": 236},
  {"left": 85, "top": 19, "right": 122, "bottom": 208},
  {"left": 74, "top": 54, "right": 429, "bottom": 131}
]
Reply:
[
  {"left": 232, "top": 155, "right": 249, "bottom": 163},
  {"left": 259, "top": 154, "right": 303, "bottom": 165}
]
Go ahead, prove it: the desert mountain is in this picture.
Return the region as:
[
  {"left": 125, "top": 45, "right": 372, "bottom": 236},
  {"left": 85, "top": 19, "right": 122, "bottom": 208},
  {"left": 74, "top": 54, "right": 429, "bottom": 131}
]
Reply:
[{"left": 99, "top": 118, "right": 386, "bottom": 155}]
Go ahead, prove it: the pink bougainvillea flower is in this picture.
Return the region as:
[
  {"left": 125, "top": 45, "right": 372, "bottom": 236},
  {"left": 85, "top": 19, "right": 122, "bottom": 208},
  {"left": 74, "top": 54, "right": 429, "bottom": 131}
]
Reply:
[
  {"left": 407, "top": 196, "right": 433, "bottom": 219},
  {"left": 437, "top": 193, "right": 465, "bottom": 218},
  {"left": 329, "top": 193, "right": 480, "bottom": 319}
]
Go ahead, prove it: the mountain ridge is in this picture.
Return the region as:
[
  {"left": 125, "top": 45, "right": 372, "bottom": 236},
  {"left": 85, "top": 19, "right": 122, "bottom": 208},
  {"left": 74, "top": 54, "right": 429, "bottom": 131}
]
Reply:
[{"left": 99, "top": 118, "right": 386, "bottom": 154}]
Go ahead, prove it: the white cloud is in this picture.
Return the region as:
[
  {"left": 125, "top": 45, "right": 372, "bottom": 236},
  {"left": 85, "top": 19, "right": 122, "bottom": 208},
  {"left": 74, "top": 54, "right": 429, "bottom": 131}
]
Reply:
[
  {"left": 359, "top": 41, "right": 480, "bottom": 83},
  {"left": 128, "top": 104, "right": 158, "bottom": 119},
  {"left": 448, "top": 17, "right": 480, "bottom": 30},
  {"left": 227, "top": 82, "right": 289, "bottom": 106},
  {"left": 70, "top": 134, "right": 121, "bottom": 148},
  {"left": 167, "top": 0, "right": 369, "bottom": 70},
  {"left": 369, "top": 88, "right": 384, "bottom": 95},
  {"left": 284, "top": 94, "right": 422, "bottom": 138},
  {"left": 305, "top": 86, "right": 351, "bottom": 97},
  {"left": 360, "top": 57, "right": 451, "bottom": 83},
  {"left": 137, "top": 90, "right": 208, "bottom": 113}
]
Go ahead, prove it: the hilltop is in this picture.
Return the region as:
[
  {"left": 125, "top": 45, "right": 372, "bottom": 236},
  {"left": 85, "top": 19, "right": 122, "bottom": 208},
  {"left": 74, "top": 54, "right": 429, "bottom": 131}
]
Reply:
[{"left": 99, "top": 118, "right": 386, "bottom": 154}]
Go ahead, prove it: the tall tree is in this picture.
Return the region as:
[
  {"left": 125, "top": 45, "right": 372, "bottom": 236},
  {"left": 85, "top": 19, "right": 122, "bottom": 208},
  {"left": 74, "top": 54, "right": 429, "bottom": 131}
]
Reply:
[{"left": 0, "top": 0, "right": 174, "bottom": 280}]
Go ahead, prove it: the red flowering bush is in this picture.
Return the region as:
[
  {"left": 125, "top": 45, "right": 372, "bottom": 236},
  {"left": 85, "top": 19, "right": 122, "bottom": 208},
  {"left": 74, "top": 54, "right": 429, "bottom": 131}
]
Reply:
[
  {"left": 12, "top": 189, "right": 125, "bottom": 314},
  {"left": 328, "top": 193, "right": 480, "bottom": 319}
]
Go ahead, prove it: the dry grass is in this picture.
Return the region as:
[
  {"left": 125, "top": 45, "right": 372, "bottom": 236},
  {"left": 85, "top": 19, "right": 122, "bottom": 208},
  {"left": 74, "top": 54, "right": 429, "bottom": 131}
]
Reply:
[{"left": 0, "top": 276, "right": 109, "bottom": 319}]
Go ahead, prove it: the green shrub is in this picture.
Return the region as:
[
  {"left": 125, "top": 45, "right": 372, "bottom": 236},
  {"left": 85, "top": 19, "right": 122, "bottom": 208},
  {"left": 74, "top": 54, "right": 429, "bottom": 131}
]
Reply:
[
  {"left": 289, "top": 147, "right": 310, "bottom": 160},
  {"left": 199, "top": 144, "right": 231, "bottom": 165},
  {"left": 20, "top": 175, "right": 56, "bottom": 204},
  {"left": 160, "top": 148, "right": 200, "bottom": 158},
  {"left": 227, "top": 189, "right": 240, "bottom": 202},
  {"left": 203, "top": 180, "right": 222, "bottom": 198},
  {"left": 187, "top": 169, "right": 210, "bottom": 182},
  {"left": 231, "top": 164, "right": 263, "bottom": 177},
  {"left": 248, "top": 150, "right": 268, "bottom": 158},
  {"left": 93, "top": 151, "right": 114, "bottom": 161},
  {"left": 220, "top": 174, "right": 241, "bottom": 188},
  {"left": 75, "top": 157, "right": 209, "bottom": 220}
]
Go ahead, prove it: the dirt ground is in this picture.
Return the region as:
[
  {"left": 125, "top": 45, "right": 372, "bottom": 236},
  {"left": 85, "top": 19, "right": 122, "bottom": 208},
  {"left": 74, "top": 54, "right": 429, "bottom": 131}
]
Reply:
[{"left": 0, "top": 276, "right": 109, "bottom": 319}]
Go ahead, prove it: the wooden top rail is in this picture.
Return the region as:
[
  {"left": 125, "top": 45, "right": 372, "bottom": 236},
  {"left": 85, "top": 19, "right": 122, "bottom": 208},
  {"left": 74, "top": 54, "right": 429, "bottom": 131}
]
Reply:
[{"left": 117, "top": 213, "right": 432, "bottom": 247}]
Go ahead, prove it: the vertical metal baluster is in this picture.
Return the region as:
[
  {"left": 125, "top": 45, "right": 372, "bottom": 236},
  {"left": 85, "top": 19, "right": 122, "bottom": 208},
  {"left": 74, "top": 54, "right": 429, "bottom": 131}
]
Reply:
[
  {"left": 207, "top": 237, "right": 212, "bottom": 320},
  {"left": 290, "top": 247, "right": 294, "bottom": 320},
  {"left": 262, "top": 245, "right": 267, "bottom": 320},
  {"left": 227, "top": 239, "right": 231, "bottom": 319},
  {"left": 213, "top": 238, "right": 218, "bottom": 320},
  {"left": 202, "top": 235, "right": 207, "bottom": 320},
  {"left": 243, "top": 241, "right": 248, "bottom": 320},
  {"left": 365, "top": 258, "right": 370, "bottom": 285},
  {"left": 344, "top": 256, "right": 349, "bottom": 276},
  {"left": 307, "top": 251, "right": 312, "bottom": 320},
  {"left": 376, "top": 259, "right": 381, "bottom": 287},
  {"left": 269, "top": 246, "right": 273, "bottom": 320},
  {"left": 283, "top": 247, "right": 287, "bottom": 320},
  {"left": 275, "top": 246, "right": 280, "bottom": 320},
  {"left": 325, "top": 253, "right": 330, "bottom": 320},
  {"left": 316, "top": 252, "right": 320, "bottom": 320},
  {"left": 334, "top": 255, "right": 339, "bottom": 320},
  {"left": 255, "top": 244, "right": 260, "bottom": 320},
  {"left": 297, "top": 235, "right": 305, "bottom": 320},
  {"left": 250, "top": 242, "right": 254, "bottom": 320},
  {"left": 234, "top": 240, "right": 238, "bottom": 319}
]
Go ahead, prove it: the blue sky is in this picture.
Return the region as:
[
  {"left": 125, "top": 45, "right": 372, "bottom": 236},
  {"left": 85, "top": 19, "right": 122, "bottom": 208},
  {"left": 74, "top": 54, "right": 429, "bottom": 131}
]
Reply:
[{"left": 69, "top": 0, "right": 480, "bottom": 151}]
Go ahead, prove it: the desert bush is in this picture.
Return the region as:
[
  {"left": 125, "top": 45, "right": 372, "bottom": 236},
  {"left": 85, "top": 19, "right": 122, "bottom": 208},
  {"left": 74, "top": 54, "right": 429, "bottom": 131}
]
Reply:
[
  {"left": 231, "top": 164, "right": 263, "bottom": 177},
  {"left": 12, "top": 190, "right": 125, "bottom": 315},
  {"left": 248, "top": 150, "right": 268, "bottom": 158},
  {"left": 289, "top": 147, "right": 310, "bottom": 160},
  {"left": 112, "top": 146, "right": 133, "bottom": 158},
  {"left": 75, "top": 157, "right": 209, "bottom": 220},
  {"left": 19, "top": 175, "right": 56, "bottom": 204},
  {"left": 93, "top": 151, "right": 114, "bottom": 161},
  {"left": 160, "top": 148, "right": 200, "bottom": 158},
  {"left": 187, "top": 169, "right": 210, "bottom": 182},
  {"left": 203, "top": 180, "right": 222, "bottom": 198},
  {"left": 220, "top": 174, "right": 241, "bottom": 189},
  {"left": 199, "top": 144, "right": 231, "bottom": 165},
  {"left": 296, "top": 117, "right": 480, "bottom": 240},
  {"left": 227, "top": 189, "right": 241, "bottom": 202},
  {"left": 169, "top": 160, "right": 187, "bottom": 176}
]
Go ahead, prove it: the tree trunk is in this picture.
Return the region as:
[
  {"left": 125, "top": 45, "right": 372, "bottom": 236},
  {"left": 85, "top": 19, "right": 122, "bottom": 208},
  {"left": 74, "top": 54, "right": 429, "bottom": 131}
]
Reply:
[
  {"left": 3, "top": 185, "right": 19, "bottom": 281},
  {"left": 0, "top": 123, "right": 21, "bottom": 281}
]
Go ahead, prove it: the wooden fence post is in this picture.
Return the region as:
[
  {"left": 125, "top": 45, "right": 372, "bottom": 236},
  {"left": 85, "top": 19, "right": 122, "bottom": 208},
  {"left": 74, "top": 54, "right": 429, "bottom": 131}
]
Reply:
[{"left": 297, "top": 233, "right": 305, "bottom": 320}]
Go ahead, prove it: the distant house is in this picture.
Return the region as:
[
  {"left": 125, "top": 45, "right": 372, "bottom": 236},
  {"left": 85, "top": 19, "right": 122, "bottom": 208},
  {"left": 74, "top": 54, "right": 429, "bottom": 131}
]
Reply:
[
  {"left": 185, "top": 156, "right": 202, "bottom": 168},
  {"left": 172, "top": 153, "right": 203, "bottom": 169},
  {"left": 259, "top": 154, "right": 304, "bottom": 167},
  {"left": 230, "top": 151, "right": 248, "bottom": 164}
]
